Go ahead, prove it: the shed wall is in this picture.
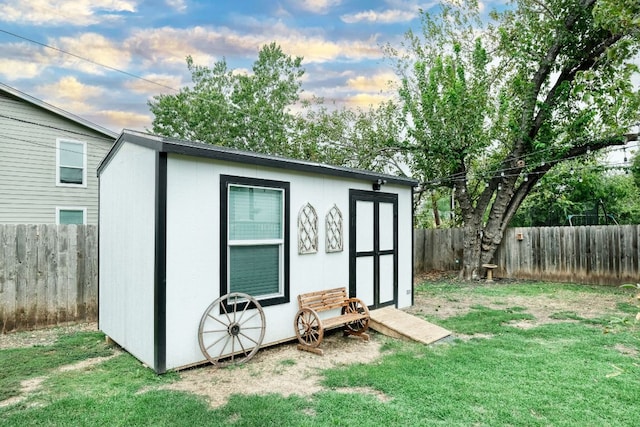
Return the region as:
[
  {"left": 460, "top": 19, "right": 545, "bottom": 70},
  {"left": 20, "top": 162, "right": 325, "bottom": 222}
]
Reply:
[
  {"left": 99, "top": 142, "right": 157, "bottom": 368},
  {"left": 164, "top": 154, "right": 413, "bottom": 369}
]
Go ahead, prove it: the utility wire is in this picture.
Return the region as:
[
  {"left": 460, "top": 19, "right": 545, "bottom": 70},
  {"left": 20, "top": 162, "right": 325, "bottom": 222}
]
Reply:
[
  {"left": 0, "top": 113, "right": 115, "bottom": 141},
  {"left": 2, "top": 111, "right": 637, "bottom": 181},
  {"left": 1, "top": 133, "right": 113, "bottom": 163},
  {"left": 0, "top": 28, "right": 179, "bottom": 92}
]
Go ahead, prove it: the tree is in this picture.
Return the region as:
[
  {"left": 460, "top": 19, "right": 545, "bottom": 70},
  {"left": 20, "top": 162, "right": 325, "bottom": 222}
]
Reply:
[
  {"left": 291, "top": 99, "right": 407, "bottom": 173},
  {"left": 148, "top": 43, "right": 307, "bottom": 158},
  {"left": 632, "top": 149, "right": 640, "bottom": 188},
  {"left": 511, "top": 159, "right": 640, "bottom": 226},
  {"left": 389, "top": 0, "right": 640, "bottom": 279},
  {"left": 149, "top": 43, "right": 405, "bottom": 172}
]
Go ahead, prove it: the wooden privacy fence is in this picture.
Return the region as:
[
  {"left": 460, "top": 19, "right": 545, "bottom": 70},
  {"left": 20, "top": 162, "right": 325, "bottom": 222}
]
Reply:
[
  {"left": 0, "top": 224, "right": 97, "bottom": 333},
  {"left": 415, "top": 225, "right": 640, "bottom": 286}
]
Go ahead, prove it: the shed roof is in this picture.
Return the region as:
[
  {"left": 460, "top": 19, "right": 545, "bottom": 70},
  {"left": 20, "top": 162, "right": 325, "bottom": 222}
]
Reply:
[
  {"left": 98, "top": 129, "right": 418, "bottom": 187},
  {"left": 0, "top": 82, "right": 118, "bottom": 139}
]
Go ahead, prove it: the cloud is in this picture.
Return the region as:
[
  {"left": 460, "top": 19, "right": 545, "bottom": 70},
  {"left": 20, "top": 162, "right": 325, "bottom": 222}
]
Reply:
[
  {"left": 0, "top": 43, "right": 51, "bottom": 80},
  {"left": 123, "top": 23, "right": 384, "bottom": 72},
  {"left": 346, "top": 72, "right": 398, "bottom": 91},
  {"left": 36, "top": 76, "right": 105, "bottom": 102},
  {"left": 344, "top": 92, "right": 393, "bottom": 107},
  {"left": 50, "top": 33, "right": 131, "bottom": 75},
  {"left": 341, "top": 9, "right": 418, "bottom": 24},
  {"left": 124, "top": 74, "right": 183, "bottom": 95},
  {"left": 165, "top": 0, "right": 187, "bottom": 13},
  {"left": 124, "top": 26, "right": 217, "bottom": 70},
  {"left": 98, "top": 110, "right": 151, "bottom": 130},
  {"left": 0, "top": 0, "right": 137, "bottom": 26},
  {"left": 294, "top": 0, "right": 342, "bottom": 14}
]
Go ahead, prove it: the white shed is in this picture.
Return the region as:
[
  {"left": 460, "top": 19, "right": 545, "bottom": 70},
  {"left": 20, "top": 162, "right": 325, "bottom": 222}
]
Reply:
[{"left": 98, "top": 130, "right": 417, "bottom": 373}]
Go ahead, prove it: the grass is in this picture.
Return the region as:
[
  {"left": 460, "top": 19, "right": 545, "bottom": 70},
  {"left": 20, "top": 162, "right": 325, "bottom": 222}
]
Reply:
[
  {"left": 1, "top": 280, "right": 639, "bottom": 426},
  {"left": 0, "top": 332, "right": 113, "bottom": 401}
]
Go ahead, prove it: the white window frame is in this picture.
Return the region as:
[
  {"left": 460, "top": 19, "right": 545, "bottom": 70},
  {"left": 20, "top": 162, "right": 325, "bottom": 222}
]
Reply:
[
  {"left": 56, "top": 138, "right": 87, "bottom": 187},
  {"left": 56, "top": 207, "right": 87, "bottom": 225}
]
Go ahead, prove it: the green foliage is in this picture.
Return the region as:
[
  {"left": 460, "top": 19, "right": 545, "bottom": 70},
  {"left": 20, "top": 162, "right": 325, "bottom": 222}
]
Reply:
[
  {"left": 632, "top": 151, "right": 640, "bottom": 188},
  {"left": 149, "top": 43, "right": 406, "bottom": 173},
  {"left": 149, "top": 43, "right": 306, "bottom": 158},
  {"left": 390, "top": 0, "right": 640, "bottom": 275},
  {"left": 511, "top": 158, "right": 640, "bottom": 226},
  {"left": 394, "top": 2, "right": 494, "bottom": 185},
  {"left": 291, "top": 100, "right": 407, "bottom": 173}
]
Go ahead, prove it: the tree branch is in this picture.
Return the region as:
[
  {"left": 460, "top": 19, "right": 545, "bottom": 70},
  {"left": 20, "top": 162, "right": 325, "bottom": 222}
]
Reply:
[{"left": 529, "top": 32, "right": 624, "bottom": 140}]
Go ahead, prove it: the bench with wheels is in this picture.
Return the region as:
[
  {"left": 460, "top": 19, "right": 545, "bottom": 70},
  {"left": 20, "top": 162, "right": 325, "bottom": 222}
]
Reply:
[{"left": 294, "top": 287, "right": 370, "bottom": 355}]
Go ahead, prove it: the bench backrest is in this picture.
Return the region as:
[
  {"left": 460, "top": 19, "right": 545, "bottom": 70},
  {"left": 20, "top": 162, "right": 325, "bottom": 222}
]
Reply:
[{"left": 298, "top": 287, "right": 349, "bottom": 312}]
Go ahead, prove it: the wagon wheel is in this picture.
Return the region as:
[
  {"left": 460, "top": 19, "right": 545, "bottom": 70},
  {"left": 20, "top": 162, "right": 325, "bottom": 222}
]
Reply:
[
  {"left": 341, "top": 299, "right": 370, "bottom": 334},
  {"left": 294, "top": 308, "right": 324, "bottom": 348},
  {"left": 198, "top": 292, "right": 266, "bottom": 368}
]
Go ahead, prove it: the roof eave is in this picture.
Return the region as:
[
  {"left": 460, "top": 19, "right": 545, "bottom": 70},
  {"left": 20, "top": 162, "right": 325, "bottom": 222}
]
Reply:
[
  {"left": 0, "top": 82, "right": 118, "bottom": 139},
  {"left": 99, "top": 130, "right": 418, "bottom": 187}
]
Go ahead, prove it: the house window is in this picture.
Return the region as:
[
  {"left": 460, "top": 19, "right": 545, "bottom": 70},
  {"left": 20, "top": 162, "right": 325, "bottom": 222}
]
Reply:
[
  {"left": 56, "top": 139, "right": 87, "bottom": 186},
  {"left": 56, "top": 207, "right": 86, "bottom": 225},
  {"left": 221, "top": 175, "right": 290, "bottom": 307}
]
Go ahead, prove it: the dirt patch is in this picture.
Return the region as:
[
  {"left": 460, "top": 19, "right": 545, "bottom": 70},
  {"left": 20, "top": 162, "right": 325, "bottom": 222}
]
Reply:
[
  {"left": 408, "top": 287, "right": 624, "bottom": 326},
  {"left": 156, "top": 332, "right": 386, "bottom": 408}
]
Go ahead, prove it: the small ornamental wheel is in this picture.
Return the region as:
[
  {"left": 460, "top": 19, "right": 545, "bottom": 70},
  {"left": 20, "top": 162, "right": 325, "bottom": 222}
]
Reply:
[
  {"left": 341, "top": 299, "right": 370, "bottom": 334},
  {"left": 294, "top": 308, "right": 324, "bottom": 348},
  {"left": 198, "top": 293, "right": 266, "bottom": 368}
]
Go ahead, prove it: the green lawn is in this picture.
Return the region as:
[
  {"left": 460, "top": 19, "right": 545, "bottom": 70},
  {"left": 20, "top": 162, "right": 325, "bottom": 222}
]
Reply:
[{"left": 1, "top": 280, "right": 638, "bottom": 426}]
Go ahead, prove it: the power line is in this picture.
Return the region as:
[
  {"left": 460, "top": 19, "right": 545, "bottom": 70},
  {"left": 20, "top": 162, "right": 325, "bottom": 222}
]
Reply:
[
  {"left": 420, "top": 142, "right": 639, "bottom": 187},
  {"left": 0, "top": 28, "right": 179, "bottom": 93},
  {"left": 0, "top": 113, "right": 115, "bottom": 142},
  {"left": 1, "top": 133, "right": 113, "bottom": 163}
]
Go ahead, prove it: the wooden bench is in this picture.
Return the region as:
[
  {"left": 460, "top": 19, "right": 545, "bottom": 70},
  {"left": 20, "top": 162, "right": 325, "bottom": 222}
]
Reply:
[{"left": 294, "top": 287, "right": 370, "bottom": 355}]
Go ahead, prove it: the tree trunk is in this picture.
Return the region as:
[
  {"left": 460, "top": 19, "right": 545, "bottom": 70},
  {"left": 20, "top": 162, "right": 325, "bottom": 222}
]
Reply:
[
  {"left": 431, "top": 193, "right": 441, "bottom": 227},
  {"left": 459, "top": 225, "right": 482, "bottom": 280}
]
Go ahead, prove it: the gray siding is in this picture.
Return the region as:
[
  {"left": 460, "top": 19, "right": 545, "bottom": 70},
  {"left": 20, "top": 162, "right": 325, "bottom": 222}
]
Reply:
[{"left": 0, "top": 92, "right": 115, "bottom": 224}]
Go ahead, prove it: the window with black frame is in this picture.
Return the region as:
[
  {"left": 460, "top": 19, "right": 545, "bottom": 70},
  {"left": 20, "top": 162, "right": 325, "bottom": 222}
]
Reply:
[{"left": 221, "top": 175, "right": 290, "bottom": 307}]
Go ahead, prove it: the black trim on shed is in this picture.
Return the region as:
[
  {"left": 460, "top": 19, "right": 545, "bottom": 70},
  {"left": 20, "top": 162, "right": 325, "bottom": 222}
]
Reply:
[
  {"left": 154, "top": 152, "right": 168, "bottom": 374},
  {"left": 98, "top": 130, "right": 418, "bottom": 188}
]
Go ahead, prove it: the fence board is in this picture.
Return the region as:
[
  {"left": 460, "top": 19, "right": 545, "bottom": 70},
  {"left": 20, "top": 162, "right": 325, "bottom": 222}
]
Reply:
[
  {"left": 0, "top": 224, "right": 98, "bottom": 333},
  {"left": 417, "top": 225, "right": 640, "bottom": 286}
]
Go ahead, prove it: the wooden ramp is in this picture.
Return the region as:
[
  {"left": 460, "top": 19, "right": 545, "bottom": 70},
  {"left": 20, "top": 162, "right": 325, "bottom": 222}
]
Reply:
[{"left": 369, "top": 306, "right": 451, "bottom": 345}]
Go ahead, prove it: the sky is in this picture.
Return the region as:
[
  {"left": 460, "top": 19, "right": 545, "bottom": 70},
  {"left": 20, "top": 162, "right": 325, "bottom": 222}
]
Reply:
[{"left": 0, "top": 0, "right": 502, "bottom": 134}]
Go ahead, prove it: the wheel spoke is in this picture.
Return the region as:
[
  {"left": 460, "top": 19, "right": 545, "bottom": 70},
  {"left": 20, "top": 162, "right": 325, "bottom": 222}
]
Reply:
[
  {"left": 230, "top": 295, "right": 239, "bottom": 324},
  {"left": 205, "top": 333, "right": 229, "bottom": 351},
  {"left": 236, "top": 298, "right": 251, "bottom": 324},
  {"left": 238, "top": 331, "right": 259, "bottom": 346},
  {"left": 235, "top": 335, "right": 249, "bottom": 356},
  {"left": 238, "top": 311, "right": 260, "bottom": 326},
  {"left": 210, "top": 333, "right": 231, "bottom": 355},
  {"left": 202, "top": 328, "right": 228, "bottom": 334},
  {"left": 208, "top": 313, "right": 230, "bottom": 328},
  {"left": 220, "top": 301, "right": 233, "bottom": 325}
]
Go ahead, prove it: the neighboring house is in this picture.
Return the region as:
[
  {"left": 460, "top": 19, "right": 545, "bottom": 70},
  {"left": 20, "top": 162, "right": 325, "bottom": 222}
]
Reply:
[{"left": 0, "top": 82, "right": 117, "bottom": 225}]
